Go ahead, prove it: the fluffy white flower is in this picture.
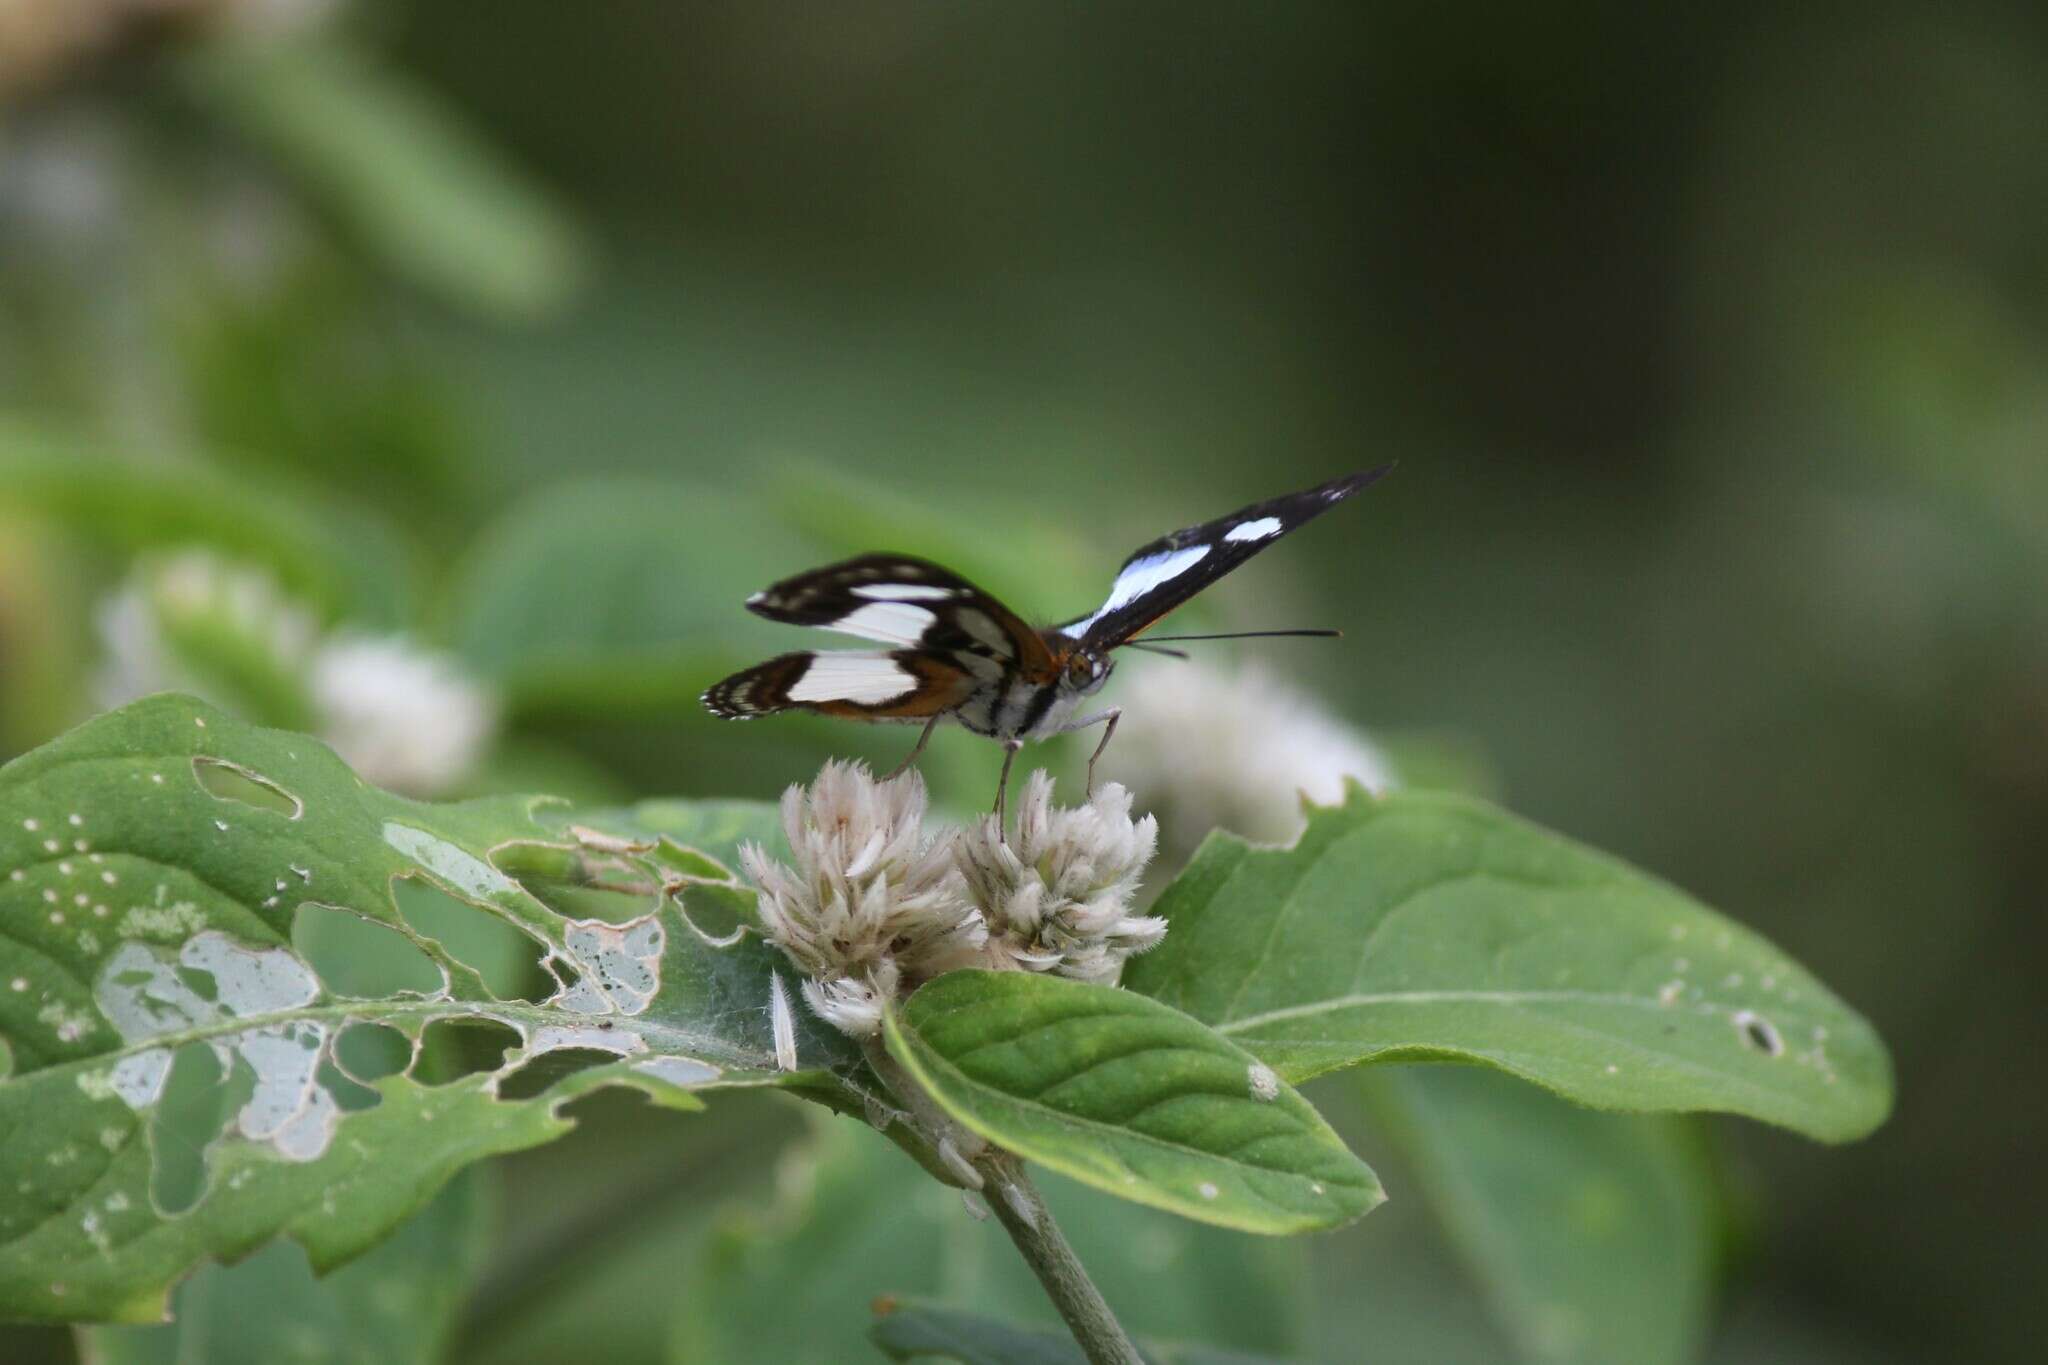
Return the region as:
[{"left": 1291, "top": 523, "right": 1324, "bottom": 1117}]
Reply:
[
  {"left": 308, "top": 634, "right": 497, "bottom": 796},
  {"left": 950, "top": 771, "right": 1164, "bottom": 985},
  {"left": 1104, "top": 658, "right": 1394, "bottom": 847},
  {"left": 741, "top": 761, "right": 980, "bottom": 1036}
]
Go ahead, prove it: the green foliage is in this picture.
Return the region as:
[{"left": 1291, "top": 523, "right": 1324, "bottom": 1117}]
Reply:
[
  {"left": 0, "top": 689, "right": 1892, "bottom": 1358},
  {"left": 0, "top": 421, "right": 414, "bottom": 628},
  {"left": 1360, "top": 1068, "right": 1718, "bottom": 1365},
  {"left": 1125, "top": 787, "right": 1893, "bottom": 1143},
  {"left": 182, "top": 38, "right": 586, "bottom": 320},
  {"left": 885, "top": 971, "right": 1381, "bottom": 1234},
  {"left": 0, "top": 695, "right": 849, "bottom": 1322},
  {"left": 78, "top": 1168, "right": 491, "bottom": 1365},
  {"left": 683, "top": 1117, "right": 1303, "bottom": 1362},
  {"left": 869, "top": 1299, "right": 1289, "bottom": 1365}
]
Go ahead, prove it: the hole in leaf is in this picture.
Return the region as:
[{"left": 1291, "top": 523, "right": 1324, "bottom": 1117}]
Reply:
[
  {"left": 493, "top": 842, "right": 659, "bottom": 926},
  {"left": 318, "top": 1057, "right": 381, "bottom": 1113},
  {"left": 673, "top": 881, "right": 753, "bottom": 942},
  {"left": 150, "top": 1040, "right": 252, "bottom": 1215},
  {"left": 393, "top": 880, "right": 548, "bottom": 1002},
  {"left": 293, "top": 904, "right": 444, "bottom": 998},
  {"left": 191, "top": 758, "right": 303, "bottom": 819},
  {"left": 1733, "top": 1009, "right": 1785, "bottom": 1057},
  {"left": 497, "top": 1048, "right": 620, "bottom": 1102},
  {"left": 334, "top": 1022, "right": 412, "bottom": 1085},
  {"left": 414, "top": 1017, "right": 523, "bottom": 1086},
  {"left": 654, "top": 842, "right": 734, "bottom": 882}
]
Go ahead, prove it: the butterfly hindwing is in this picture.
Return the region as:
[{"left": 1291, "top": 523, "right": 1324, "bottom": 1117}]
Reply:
[
  {"left": 744, "top": 553, "right": 1053, "bottom": 670},
  {"left": 1060, "top": 465, "right": 1392, "bottom": 648},
  {"left": 702, "top": 650, "right": 977, "bottom": 722}
]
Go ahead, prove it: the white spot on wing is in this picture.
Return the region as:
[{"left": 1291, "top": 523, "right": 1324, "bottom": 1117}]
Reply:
[
  {"left": 1224, "top": 515, "right": 1284, "bottom": 542},
  {"left": 1064, "top": 544, "right": 1211, "bottom": 637},
  {"left": 851, "top": 583, "right": 957, "bottom": 601},
  {"left": 787, "top": 654, "right": 917, "bottom": 704},
  {"left": 827, "top": 601, "right": 937, "bottom": 646}
]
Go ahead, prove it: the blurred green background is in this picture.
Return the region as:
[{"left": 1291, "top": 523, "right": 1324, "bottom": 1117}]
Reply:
[{"left": 3, "top": 3, "right": 2042, "bottom": 1362}]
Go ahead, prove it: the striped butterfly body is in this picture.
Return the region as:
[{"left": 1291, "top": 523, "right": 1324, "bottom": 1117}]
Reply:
[{"left": 703, "top": 467, "right": 1391, "bottom": 814}]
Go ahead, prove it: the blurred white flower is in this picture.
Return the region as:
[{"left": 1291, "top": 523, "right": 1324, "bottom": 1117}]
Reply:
[
  {"left": 741, "top": 761, "right": 980, "bottom": 1037},
  {"left": 94, "top": 550, "right": 319, "bottom": 712},
  {"left": 1103, "top": 658, "right": 1394, "bottom": 848},
  {"left": 950, "top": 772, "right": 1164, "bottom": 985},
  {"left": 95, "top": 549, "right": 497, "bottom": 796},
  {"left": 308, "top": 634, "right": 497, "bottom": 796}
]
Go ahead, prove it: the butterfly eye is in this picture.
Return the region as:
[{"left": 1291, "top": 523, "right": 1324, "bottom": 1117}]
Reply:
[{"left": 1067, "top": 655, "right": 1094, "bottom": 684}]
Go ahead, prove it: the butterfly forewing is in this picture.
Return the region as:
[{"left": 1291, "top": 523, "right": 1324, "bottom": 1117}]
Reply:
[
  {"left": 1059, "top": 465, "right": 1392, "bottom": 648},
  {"left": 744, "top": 553, "right": 1052, "bottom": 668}
]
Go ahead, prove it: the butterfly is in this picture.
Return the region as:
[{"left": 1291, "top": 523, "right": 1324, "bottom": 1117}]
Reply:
[{"left": 703, "top": 466, "right": 1392, "bottom": 819}]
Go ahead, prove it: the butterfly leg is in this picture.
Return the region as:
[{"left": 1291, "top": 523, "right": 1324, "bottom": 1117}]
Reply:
[
  {"left": 992, "top": 739, "right": 1023, "bottom": 828},
  {"left": 882, "top": 715, "right": 941, "bottom": 780},
  {"left": 1062, "top": 708, "right": 1122, "bottom": 796}
]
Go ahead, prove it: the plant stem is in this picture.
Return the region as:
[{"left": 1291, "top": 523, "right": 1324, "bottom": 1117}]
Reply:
[
  {"left": 860, "top": 1037, "right": 1144, "bottom": 1365},
  {"left": 975, "top": 1151, "right": 1147, "bottom": 1365}
]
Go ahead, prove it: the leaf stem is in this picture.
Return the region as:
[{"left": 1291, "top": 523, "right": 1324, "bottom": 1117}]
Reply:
[
  {"left": 860, "top": 1037, "right": 1143, "bottom": 1365},
  {"left": 975, "top": 1152, "right": 1146, "bottom": 1365}
]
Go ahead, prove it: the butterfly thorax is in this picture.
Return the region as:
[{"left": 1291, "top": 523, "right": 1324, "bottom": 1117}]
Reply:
[{"left": 953, "top": 640, "right": 1113, "bottom": 741}]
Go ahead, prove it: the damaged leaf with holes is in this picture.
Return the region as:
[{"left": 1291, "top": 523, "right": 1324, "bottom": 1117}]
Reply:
[{"left": 0, "top": 694, "right": 861, "bottom": 1322}]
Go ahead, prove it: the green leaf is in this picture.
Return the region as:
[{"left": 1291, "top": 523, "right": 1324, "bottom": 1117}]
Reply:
[
  {"left": 0, "top": 695, "right": 860, "bottom": 1323},
  {"left": 76, "top": 1166, "right": 492, "bottom": 1365},
  {"left": 883, "top": 971, "right": 1380, "bottom": 1234},
  {"left": 1360, "top": 1067, "right": 1717, "bottom": 1365},
  {"left": 868, "top": 1299, "right": 1291, "bottom": 1365},
  {"left": 0, "top": 419, "right": 414, "bottom": 627},
  {"left": 1123, "top": 787, "right": 1893, "bottom": 1143},
  {"left": 680, "top": 1115, "right": 1303, "bottom": 1364},
  {"left": 183, "top": 38, "right": 586, "bottom": 319},
  {"left": 442, "top": 478, "right": 816, "bottom": 715}
]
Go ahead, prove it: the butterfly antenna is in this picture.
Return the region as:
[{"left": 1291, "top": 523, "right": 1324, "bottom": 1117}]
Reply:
[
  {"left": 1122, "top": 642, "right": 1191, "bottom": 659},
  {"left": 1133, "top": 628, "right": 1342, "bottom": 644}
]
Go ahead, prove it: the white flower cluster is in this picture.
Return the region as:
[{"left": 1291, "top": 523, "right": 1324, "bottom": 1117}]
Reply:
[
  {"left": 1103, "top": 659, "right": 1393, "bottom": 849},
  {"left": 95, "top": 549, "right": 496, "bottom": 795},
  {"left": 953, "top": 772, "right": 1163, "bottom": 985},
  {"left": 742, "top": 761, "right": 1164, "bottom": 1037},
  {"left": 741, "top": 763, "right": 980, "bottom": 1037}
]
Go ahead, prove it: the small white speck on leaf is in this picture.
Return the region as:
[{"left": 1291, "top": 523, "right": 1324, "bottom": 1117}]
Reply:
[
  {"left": 1198, "top": 1182, "right": 1220, "bottom": 1201},
  {"left": 1247, "top": 1062, "right": 1280, "bottom": 1102}
]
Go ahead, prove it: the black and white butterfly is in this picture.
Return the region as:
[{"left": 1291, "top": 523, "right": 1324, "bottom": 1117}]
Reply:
[{"left": 703, "top": 467, "right": 1392, "bottom": 816}]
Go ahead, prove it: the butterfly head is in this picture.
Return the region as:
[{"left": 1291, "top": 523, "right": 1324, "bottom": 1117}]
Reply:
[{"left": 1060, "top": 646, "right": 1114, "bottom": 698}]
